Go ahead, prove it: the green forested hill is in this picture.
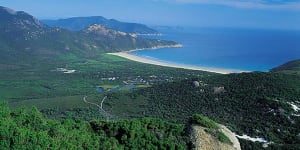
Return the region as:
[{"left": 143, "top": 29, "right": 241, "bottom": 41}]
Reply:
[
  {"left": 0, "top": 103, "right": 190, "bottom": 149},
  {"left": 271, "top": 59, "right": 300, "bottom": 74},
  {"left": 136, "top": 72, "right": 300, "bottom": 149},
  {"left": 81, "top": 24, "right": 178, "bottom": 52}
]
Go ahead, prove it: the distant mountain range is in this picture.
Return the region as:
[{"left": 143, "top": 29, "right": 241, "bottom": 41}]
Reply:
[
  {"left": 42, "top": 16, "right": 159, "bottom": 34},
  {"left": 0, "top": 6, "right": 178, "bottom": 62}
]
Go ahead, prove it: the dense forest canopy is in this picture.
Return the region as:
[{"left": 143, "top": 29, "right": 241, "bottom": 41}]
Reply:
[{"left": 0, "top": 103, "right": 191, "bottom": 149}]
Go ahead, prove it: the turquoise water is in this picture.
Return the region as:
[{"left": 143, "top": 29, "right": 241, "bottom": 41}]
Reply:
[{"left": 131, "top": 28, "right": 300, "bottom": 71}]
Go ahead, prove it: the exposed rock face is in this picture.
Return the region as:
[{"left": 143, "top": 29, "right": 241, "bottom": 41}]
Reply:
[
  {"left": 85, "top": 24, "right": 124, "bottom": 35},
  {"left": 81, "top": 24, "right": 179, "bottom": 52},
  {"left": 218, "top": 125, "right": 241, "bottom": 150},
  {"left": 0, "top": 6, "right": 46, "bottom": 30},
  {"left": 213, "top": 87, "right": 225, "bottom": 94},
  {"left": 191, "top": 126, "right": 240, "bottom": 150},
  {"left": 193, "top": 81, "right": 200, "bottom": 87}
]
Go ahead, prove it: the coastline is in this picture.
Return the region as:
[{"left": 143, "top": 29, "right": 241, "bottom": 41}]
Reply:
[
  {"left": 107, "top": 50, "right": 248, "bottom": 74},
  {"left": 124, "top": 44, "right": 183, "bottom": 53}
]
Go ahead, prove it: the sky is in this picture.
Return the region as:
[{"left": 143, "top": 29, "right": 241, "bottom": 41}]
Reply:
[{"left": 1, "top": 0, "right": 300, "bottom": 30}]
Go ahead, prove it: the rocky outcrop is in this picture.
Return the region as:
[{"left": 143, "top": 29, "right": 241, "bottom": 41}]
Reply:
[{"left": 191, "top": 125, "right": 241, "bottom": 150}]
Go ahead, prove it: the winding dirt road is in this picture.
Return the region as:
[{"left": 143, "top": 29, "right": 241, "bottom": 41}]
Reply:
[{"left": 83, "top": 96, "right": 111, "bottom": 120}]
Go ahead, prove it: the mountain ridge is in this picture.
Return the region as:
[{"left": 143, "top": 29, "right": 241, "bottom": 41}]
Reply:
[
  {"left": 0, "top": 6, "right": 178, "bottom": 62},
  {"left": 42, "top": 16, "right": 159, "bottom": 34}
]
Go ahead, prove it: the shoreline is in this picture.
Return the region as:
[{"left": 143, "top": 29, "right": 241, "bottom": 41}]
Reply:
[
  {"left": 107, "top": 51, "right": 248, "bottom": 74},
  {"left": 124, "top": 44, "right": 183, "bottom": 53}
]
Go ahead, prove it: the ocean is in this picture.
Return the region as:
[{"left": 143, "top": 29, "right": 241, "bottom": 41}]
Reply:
[{"left": 131, "top": 28, "right": 300, "bottom": 71}]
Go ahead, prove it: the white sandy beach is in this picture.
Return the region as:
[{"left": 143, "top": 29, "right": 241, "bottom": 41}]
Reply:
[{"left": 108, "top": 52, "right": 247, "bottom": 74}]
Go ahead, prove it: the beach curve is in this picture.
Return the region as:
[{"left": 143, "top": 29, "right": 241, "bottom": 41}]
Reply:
[{"left": 107, "top": 52, "right": 247, "bottom": 74}]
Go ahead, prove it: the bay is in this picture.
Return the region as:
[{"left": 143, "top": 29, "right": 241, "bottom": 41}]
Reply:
[{"left": 131, "top": 28, "right": 300, "bottom": 71}]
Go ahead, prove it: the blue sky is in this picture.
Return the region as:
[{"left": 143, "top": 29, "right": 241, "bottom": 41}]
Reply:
[{"left": 1, "top": 0, "right": 300, "bottom": 29}]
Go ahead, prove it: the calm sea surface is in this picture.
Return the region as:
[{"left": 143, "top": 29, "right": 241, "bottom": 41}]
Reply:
[{"left": 131, "top": 28, "right": 300, "bottom": 71}]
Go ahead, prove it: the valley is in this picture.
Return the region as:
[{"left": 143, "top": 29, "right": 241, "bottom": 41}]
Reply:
[{"left": 2, "top": 52, "right": 299, "bottom": 149}]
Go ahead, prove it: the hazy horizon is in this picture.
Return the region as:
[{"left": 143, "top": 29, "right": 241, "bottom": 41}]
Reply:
[{"left": 1, "top": 0, "right": 300, "bottom": 30}]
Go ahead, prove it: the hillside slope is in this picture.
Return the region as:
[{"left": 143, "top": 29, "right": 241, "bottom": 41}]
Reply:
[
  {"left": 80, "top": 24, "right": 178, "bottom": 52},
  {"left": 0, "top": 6, "right": 178, "bottom": 63},
  {"left": 0, "top": 6, "right": 93, "bottom": 56},
  {"left": 271, "top": 59, "right": 300, "bottom": 74},
  {"left": 102, "top": 72, "right": 300, "bottom": 149},
  {"left": 0, "top": 103, "right": 190, "bottom": 149},
  {"left": 1, "top": 103, "right": 243, "bottom": 149}
]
